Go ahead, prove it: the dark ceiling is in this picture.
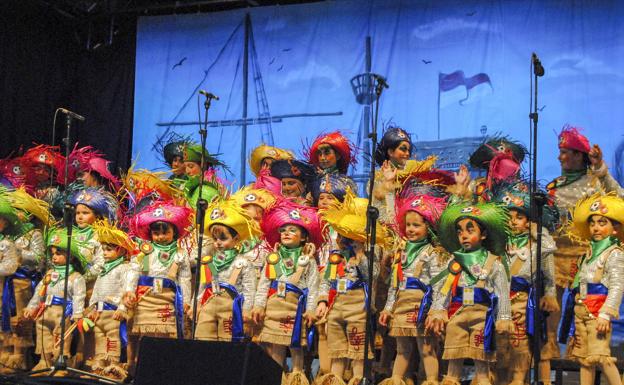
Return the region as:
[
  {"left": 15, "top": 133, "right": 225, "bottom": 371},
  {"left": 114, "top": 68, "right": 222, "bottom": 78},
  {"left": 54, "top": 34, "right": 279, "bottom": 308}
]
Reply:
[{"left": 35, "top": 0, "right": 327, "bottom": 18}]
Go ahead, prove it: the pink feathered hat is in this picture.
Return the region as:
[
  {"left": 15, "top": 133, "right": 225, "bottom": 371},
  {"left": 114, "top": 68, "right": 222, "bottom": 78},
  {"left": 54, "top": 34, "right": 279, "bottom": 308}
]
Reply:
[
  {"left": 260, "top": 199, "right": 323, "bottom": 248},
  {"left": 253, "top": 168, "right": 283, "bottom": 197},
  {"left": 62, "top": 145, "right": 119, "bottom": 189},
  {"left": 129, "top": 200, "right": 194, "bottom": 241},
  {"left": 558, "top": 124, "right": 591, "bottom": 154},
  {"left": 395, "top": 194, "right": 447, "bottom": 237}
]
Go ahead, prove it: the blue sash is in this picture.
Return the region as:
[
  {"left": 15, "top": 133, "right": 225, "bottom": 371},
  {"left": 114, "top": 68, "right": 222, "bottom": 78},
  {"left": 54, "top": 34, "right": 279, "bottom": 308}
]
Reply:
[
  {"left": 558, "top": 283, "right": 608, "bottom": 343},
  {"left": 329, "top": 279, "right": 369, "bottom": 309},
  {"left": 403, "top": 277, "right": 432, "bottom": 326},
  {"left": 510, "top": 276, "right": 546, "bottom": 341},
  {"left": 50, "top": 296, "right": 73, "bottom": 318},
  {"left": 100, "top": 302, "right": 128, "bottom": 349},
  {"left": 137, "top": 275, "right": 184, "bottom": 339},
  {"left": 202, "top": 282, "right": 245, "bottom": 342},
  {"left": 269, "top": 281, "right": 308, "bottom": 348},
  {"left": 2, "top": 268, "right": 41, "bottom": 331},
  {"left": 450, "top": 286, "right": 498, "bottom": 353}
]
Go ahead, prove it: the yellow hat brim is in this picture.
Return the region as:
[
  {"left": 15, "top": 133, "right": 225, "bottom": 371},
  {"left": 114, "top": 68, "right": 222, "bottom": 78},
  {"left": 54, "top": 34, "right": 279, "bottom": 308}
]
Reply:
[
  {"left": 572, "top": 192, "right": 624, "bottom": 241},
  {"left": 249, "top": 145, "right": 294, "bottom": 176}
]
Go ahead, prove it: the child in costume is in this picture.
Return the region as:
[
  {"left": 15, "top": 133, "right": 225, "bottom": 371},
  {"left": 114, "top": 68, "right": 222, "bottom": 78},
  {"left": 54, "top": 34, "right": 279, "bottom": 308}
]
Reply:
[
  {"left": 270, "top": 159, "right": 316, "bottom": 206},
  {"left": 125, "top": 201, "right": 192, "bottom": 371},
  {"left": 305, "top": 132, "right": 356, "bottom": 177},
  {"left": 251, "top": 200, "right": 320, "bottom": 385},
  {"left": 493, "top": 183, "right": 559, "bottom": 385},
  {"left": 558, "top": 193, "right": 624, "bottom": 385},
  {"left": 68, "top": 187, "right": 119, "bottom": 280},
  {"left": 428, "top": 202, "right": 513, "bottom": 385},
  {"left": 379, "top": 191, "right": 449, "bottom": 385},
  {"left": 230, "top": 186, "right": 277, "bottom": 276},
  {"left": 21, "top": 144, "right": 63, "bottom": 207},
  {"left": 315, "top": 190, "right": 389, "bottom": 385},
  {"left": 23, "top": 228, "right": 86, "bottom": 371},
  {"left": 154, "top": 133, "right": 192, "bottom": 186},
  {"left": 249, "top": 144, "right": 295, "bottom": 178},
  {"left": 193, "top": 198, "right": 259, "bottom": 341},
  {"left": 86, "top": 220, "right": 137, "bottom": 380},
  {"left": 182, "top": 143, "right": 225, "bottom": 209},
  {"left": 309, "top": 173, "right": 358, "bottom": 376},
  {"left": 1, "top": 188, "right": 50, "bottom": 371},
  {"left": 0, "top": 191, "right": 20, "bottom": 369}
]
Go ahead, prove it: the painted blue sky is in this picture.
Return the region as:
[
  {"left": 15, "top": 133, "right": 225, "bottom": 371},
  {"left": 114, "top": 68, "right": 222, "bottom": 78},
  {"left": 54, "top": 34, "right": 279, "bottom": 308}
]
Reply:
[{"left": 134, "top": 0, "right": 624, "bottom": 188}]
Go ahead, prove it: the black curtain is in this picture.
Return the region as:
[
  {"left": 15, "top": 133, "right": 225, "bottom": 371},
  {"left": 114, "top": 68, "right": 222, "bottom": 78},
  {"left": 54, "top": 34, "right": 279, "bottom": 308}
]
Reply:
[{"left": 0, "top": 1, "right": 135, "bottom": 173}]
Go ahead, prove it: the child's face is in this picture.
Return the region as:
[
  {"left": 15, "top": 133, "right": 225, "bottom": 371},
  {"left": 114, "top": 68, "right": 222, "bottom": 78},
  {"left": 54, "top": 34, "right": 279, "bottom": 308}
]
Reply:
[
  {"left": 184, "top": 161, "right": 202, "bottom": 177},
  {"left": 82, "top": 171, "right": 100, "bottom": 188},
  {"left": 456, "top": 218, "right": 486, "bottom": 251},
  {"left": 316, "top": 144, "right": 339, "bottom": 170},
  {"left": 75, "top": 204, "right": 96, "bottom": 228},
  {"left": 151, "top": 226, "right": 175, "bottom": 244},
  {"left": 279, "top": 224, "right": 305, "bottom": 248},
  {"left": 243, "top": 204, "right": 263, "bottom": 222},
  {"left": 171, "top": 156, "right": 185, "bottom": 176},
  {"left": 210, "top": 225, "right": 239, "bottom": 251},
  {"left": 102, "top": 243, "right": 125, "bottom": 261},
  {"left": 404, "top": 211, "right": 428, "bottom": 242},
  {"left": 588, "top": 215, "right": 617, "bottom": 241},
  {"left": 32, "top": 164, "right": 52, "bottom": 183},
  {"left": 281, "top": 178, "right": 304, "bottom": 198},
  {"left": 0, "top": 217, "right": 8, "bottom": 233},
  {"left": 49, "top": 246, "right": 68, "bottom": 265},
  {"left": 317, "top": 193, "right": 338, "bottom": 210},
  {"left": 387, "top": 141, "right": 411, "bottom": 166},
  {"left": 509, "top": 209, "right": 530, "bottom": 235}
]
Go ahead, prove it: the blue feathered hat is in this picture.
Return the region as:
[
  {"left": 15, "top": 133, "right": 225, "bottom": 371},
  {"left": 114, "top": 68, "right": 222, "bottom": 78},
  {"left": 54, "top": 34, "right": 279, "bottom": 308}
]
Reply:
[
  {"left": 310, "top": 173, "right": 358, "bottom": 204},
  {"left": 68, "top": 187, "right": 118, "bottom": 222}
]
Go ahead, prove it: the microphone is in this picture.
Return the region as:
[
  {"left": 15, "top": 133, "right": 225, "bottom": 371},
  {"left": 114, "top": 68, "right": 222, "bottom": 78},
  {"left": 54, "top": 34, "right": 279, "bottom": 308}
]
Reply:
[
  {"left": 58, "top": 108, "right": 85, "bottom": 122},
  {"left": 199, "top": 90, "right": 220, "bottom": 100},
  {"left": 532, "top": 53, "right": 545, "bottom": 77},
  {"left": 372, "top": 74, "right": 389, "bottom": 89}
]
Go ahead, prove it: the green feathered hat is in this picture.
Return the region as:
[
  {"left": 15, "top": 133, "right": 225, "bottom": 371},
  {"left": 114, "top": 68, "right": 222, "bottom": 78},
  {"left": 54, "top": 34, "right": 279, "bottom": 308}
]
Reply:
[
  {"left": 493, "top": 182, "right": 560, "bottom": 232},
  {"left": 0, "top": 188, "right": 20, "bottom": 235},
  {"left": 46, "top": 227, "right": 87, "bottom": 268},
  {"left": 438, "top": 201, "right": 510, "bottom": 256},
  {"left": 182, "top": 143, "right": 226, "bottom": 169}
]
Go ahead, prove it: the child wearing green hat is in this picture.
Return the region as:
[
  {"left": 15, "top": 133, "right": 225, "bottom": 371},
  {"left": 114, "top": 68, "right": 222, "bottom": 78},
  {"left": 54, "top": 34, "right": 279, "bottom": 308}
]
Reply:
[
  {"left": 23, "top": 227, "right": 86, "bottom": 371},
  {"left": 427, "top": 202, "right": 513, "bottom": 385}
]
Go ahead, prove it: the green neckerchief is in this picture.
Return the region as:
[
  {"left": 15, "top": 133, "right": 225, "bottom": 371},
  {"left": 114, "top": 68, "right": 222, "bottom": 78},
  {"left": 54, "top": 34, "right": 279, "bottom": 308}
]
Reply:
[
  {"left": 278, "top": 245, "right": 302, "bottom": 277},
  {"left": 147, "top": 241, "right": 178, "bottom": 270},
  {"left": 73, "top": 225, "right": 94, "bottom": 245},
  {"left": 452, "top": 247, "right": 489, "bottom": 286},
  {"left": 211, "top": 248, "right": 239, "bottom": 272},
  {"left": 508, "top": 232, "right": 529, "bottom": 249},
  {"left": 556, "top": 168, "right": 587, "bottom": 188},
  {"left": 50, "top": 264, "right": 75, "bottom": 287},
  {"left": 390, "top": 159, "right": 405, "bottom": 170},
  {"left": 0, "top": 233, "right": 4, "bottom": 241},
  {"left": 403, "top": 239, "right": 429, "bottom": 269},
  {"left": 572, "top": 236, "right": 619, "bottom": 288},
  {"left": 240, "top": 237, "right": 260, "bottom": 254},
  {"left": 101, "top": 256, "right": 125, "bottom": 276}
]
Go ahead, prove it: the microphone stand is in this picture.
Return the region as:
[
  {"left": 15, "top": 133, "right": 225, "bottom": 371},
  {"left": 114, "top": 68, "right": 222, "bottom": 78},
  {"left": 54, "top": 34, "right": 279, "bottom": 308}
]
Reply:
[
  {"left": 27, "top": 115, "right": 120, "bottom": 384},
  {"left": 190, "top": 93, "right": 216, "bottom": 339},
  {"left": 361, "top": 75, "right": 387, "bottom": 385},
  {"left": 529, "top": 53, "right": 545, "bottom": 385}
]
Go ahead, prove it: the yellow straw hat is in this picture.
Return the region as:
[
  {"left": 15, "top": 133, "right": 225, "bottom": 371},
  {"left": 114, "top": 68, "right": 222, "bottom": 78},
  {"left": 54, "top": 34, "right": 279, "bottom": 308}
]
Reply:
[
  {"left": 249, "top": 144, "right": 294, "bottom": 176},
  {"left": 204, "top": 198, "right": 262, "bottom": 242},
  {"left": 571, "top": 192, "right": 624, "bottom": 241},
  {"left": 8, "top": 187, "right": 52, "bottom": 226},
  {"left": 320, "top": 188, "right": 394, "bottom": 247},
  {"left": 230, "top": 185, "right": 277, "bottom": 211},
  {"left": 92, "top": 219, "right": 137, "bottom": 255}
]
